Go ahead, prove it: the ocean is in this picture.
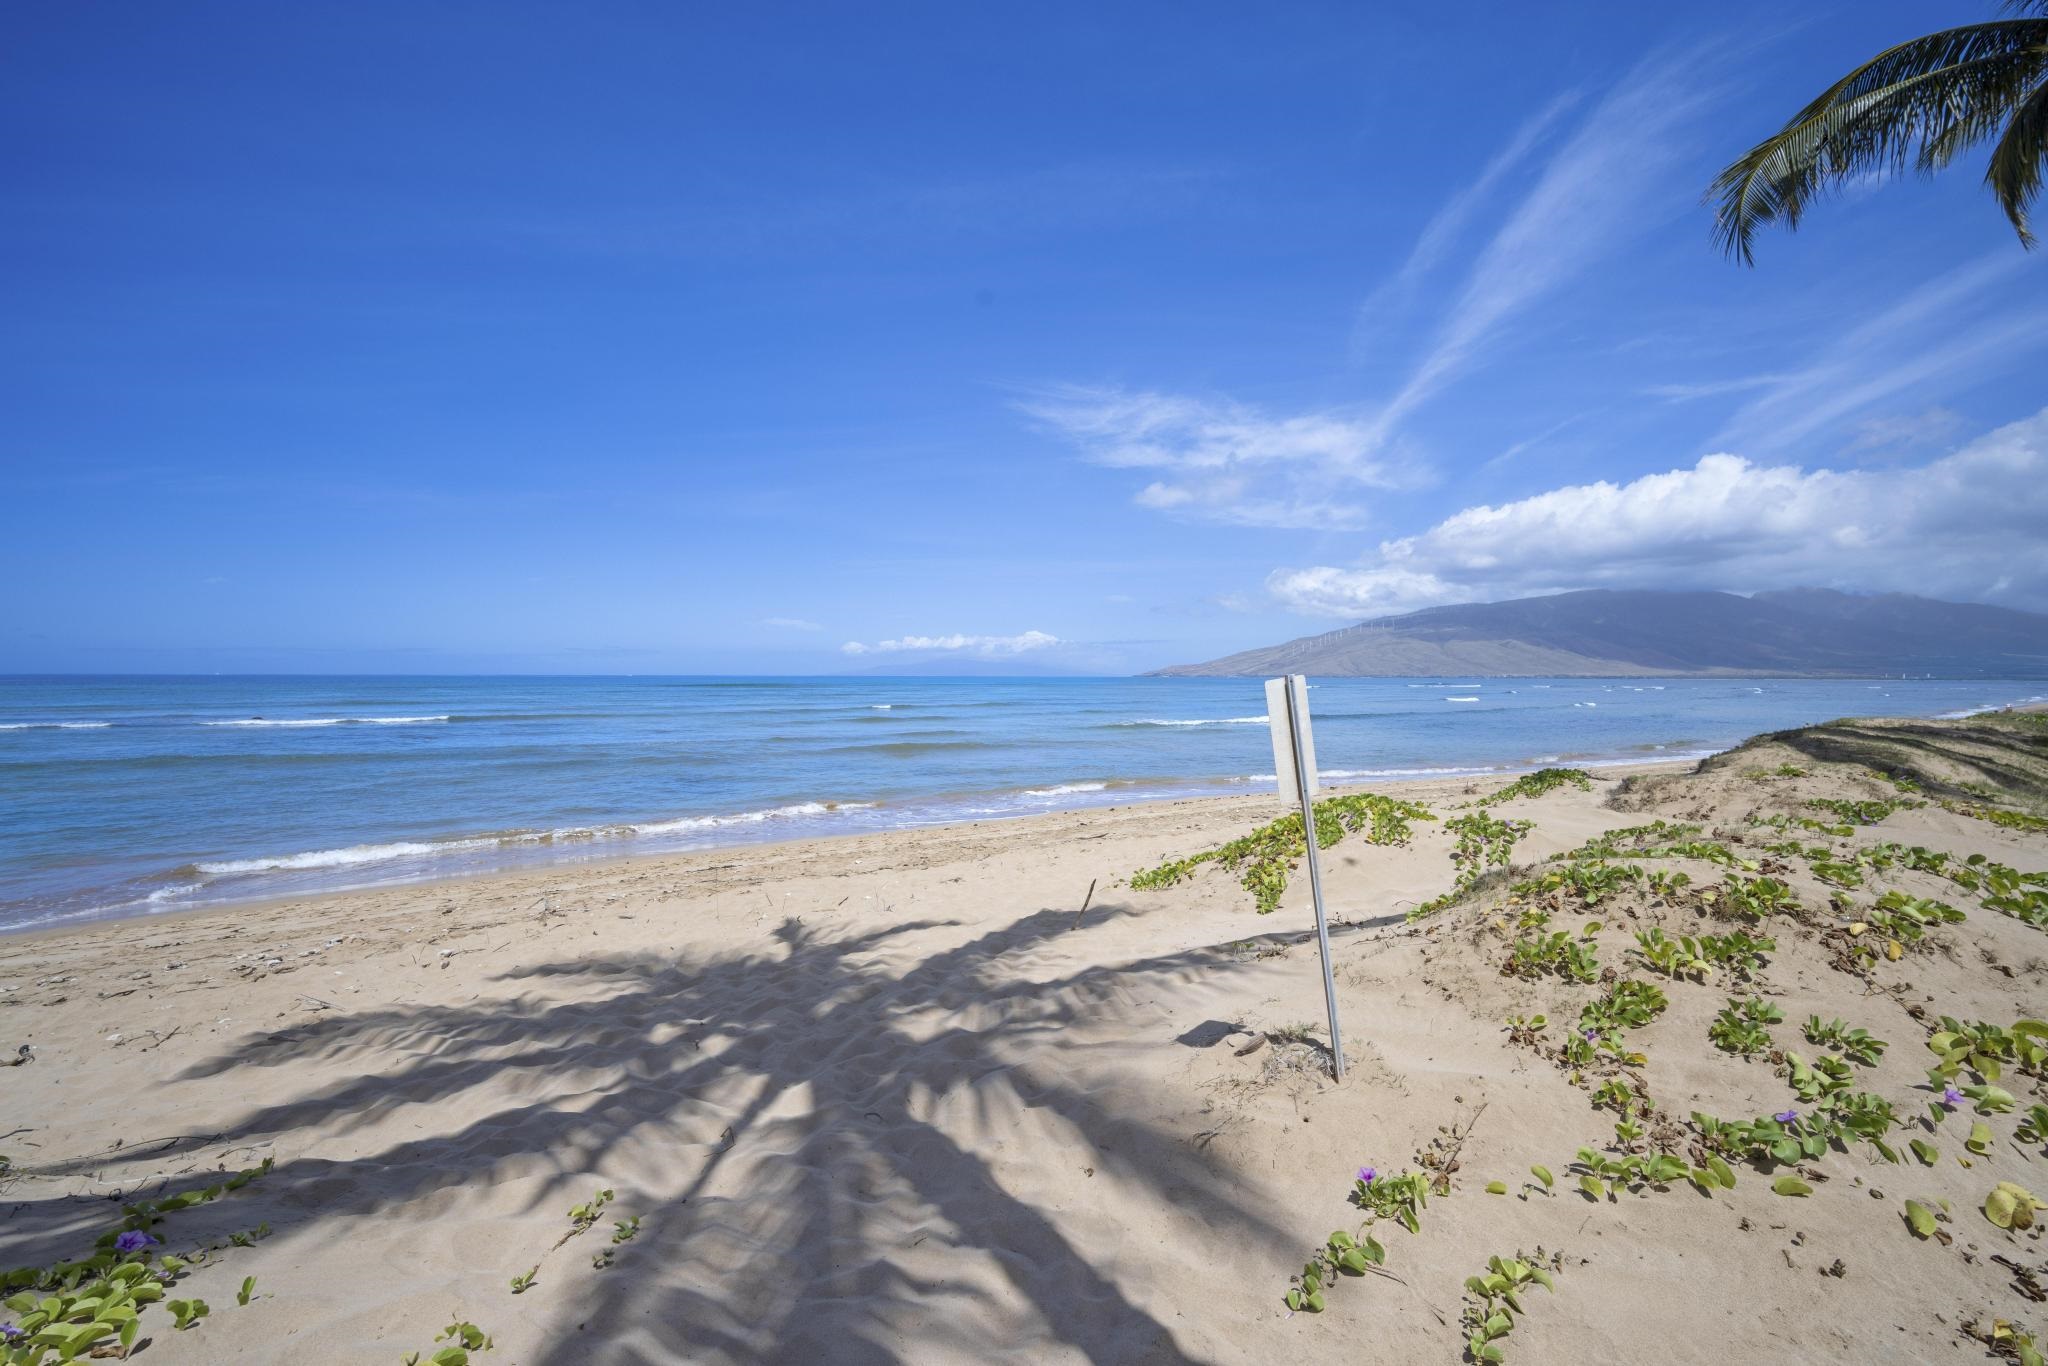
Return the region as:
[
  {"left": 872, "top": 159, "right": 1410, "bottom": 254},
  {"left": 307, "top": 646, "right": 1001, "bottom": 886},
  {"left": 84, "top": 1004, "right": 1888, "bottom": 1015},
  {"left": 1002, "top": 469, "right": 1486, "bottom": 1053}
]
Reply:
[{"left": 1, "top": 674, "right": 2039, "bottom": 933}]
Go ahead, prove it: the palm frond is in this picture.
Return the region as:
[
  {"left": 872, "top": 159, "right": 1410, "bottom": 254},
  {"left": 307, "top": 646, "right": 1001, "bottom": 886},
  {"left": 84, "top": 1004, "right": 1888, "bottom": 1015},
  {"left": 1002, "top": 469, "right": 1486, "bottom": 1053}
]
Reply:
[
  {"left": 1988, "top": 81, "right": 2048, "bottom": 243},
  {"left": 1708, "top": 18, "right": 2048, "bottom": 262}
]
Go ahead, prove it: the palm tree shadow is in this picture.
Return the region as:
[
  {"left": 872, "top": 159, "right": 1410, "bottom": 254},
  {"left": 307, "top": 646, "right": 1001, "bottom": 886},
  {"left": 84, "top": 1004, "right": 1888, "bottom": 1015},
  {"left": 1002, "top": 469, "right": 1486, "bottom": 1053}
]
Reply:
[{"left": 152, "top": 903, "right": 1297, "bottom": 1363}]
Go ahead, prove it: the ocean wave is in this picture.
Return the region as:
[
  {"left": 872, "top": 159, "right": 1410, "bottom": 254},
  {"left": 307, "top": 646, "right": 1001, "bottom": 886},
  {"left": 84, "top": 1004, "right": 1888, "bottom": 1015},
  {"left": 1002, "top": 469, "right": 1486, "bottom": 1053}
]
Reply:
[
  {"left": 0, "top": 721, "right": 112, "bottom": 730},
  {"left": 1936, "top": 694, "right": 2046, "bottom": 719},
  {"left": 195, "top": 840, "right": 453, "bottom": 875},
  {"left": 201, "top": 715, "right": 451, "bottom": 727},
  {"left": 1326, "top": 765, "right": 1499, "bottom": 779},
  {"left": 1023, "top": 781, "right": 1109, "bottom": 797},
  {"left": 1116, "top": 716, "right": 1269, "bottom": 727},
  {"left": 1445, "top": 696, "right": 1480, "bottom": 703},
  {"left": 627, "top": 801, "right": 878, "bottom": 836},
  {"left": 189, "top": 801, "right": 882, "bottom": 878}
]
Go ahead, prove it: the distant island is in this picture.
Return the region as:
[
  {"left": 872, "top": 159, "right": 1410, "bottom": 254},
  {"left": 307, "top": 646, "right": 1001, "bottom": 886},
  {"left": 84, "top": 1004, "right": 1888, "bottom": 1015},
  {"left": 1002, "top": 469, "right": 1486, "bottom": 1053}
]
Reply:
[{"left": 1149, "top": 588, "right": 2048, "bottom": 678}]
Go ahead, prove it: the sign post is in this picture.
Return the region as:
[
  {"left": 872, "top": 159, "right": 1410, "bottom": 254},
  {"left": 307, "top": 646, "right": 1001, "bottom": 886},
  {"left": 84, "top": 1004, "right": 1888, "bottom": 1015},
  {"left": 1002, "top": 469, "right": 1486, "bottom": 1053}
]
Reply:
[{"left": 1265, "top": 674, "right": 1345, "bottom": 1082}]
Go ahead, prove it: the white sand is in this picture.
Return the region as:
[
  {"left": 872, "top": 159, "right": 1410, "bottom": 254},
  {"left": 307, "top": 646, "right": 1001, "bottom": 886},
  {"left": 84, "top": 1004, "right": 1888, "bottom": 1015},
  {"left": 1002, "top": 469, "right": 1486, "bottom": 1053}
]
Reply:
[{"left": 1, "top": 738, "right": 2044, "bottom": 1363}]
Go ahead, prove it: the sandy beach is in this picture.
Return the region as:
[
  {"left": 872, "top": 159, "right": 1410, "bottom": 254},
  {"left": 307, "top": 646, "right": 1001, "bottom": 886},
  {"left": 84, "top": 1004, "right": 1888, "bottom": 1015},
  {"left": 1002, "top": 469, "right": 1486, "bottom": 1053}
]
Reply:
[{"left": 3, "top": 713, "right": 2046, "bottom": 1363}]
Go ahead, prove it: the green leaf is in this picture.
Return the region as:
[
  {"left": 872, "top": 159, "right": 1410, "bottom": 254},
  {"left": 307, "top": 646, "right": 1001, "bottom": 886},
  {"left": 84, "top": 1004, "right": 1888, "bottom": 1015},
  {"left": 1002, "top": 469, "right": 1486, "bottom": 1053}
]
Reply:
[
  {"left": 1987, "top": 1187, "right": 2020, "bottom": 1229},
  {"left": 1910, "top": 1139, "right": 1939, "bottom": 1166},
  {"left": 1773, "top": 1176, "right": 1813, "bottom": 1197},
  {"left": 1485, "top": 1181, "right": 1508, "bottom": 1195},
  {"left": 1968, "top": 1122, "right": 1994, "bottom": 1155},
  {"left": 1904, "top": 1200, "right": 1938, "bottom": 1238},
  {"left": 1707, "top": 1154, "right": 1736, "bottom": 1189},
  {"left": 1578, "top": 1174, "right": 1605, "bottom": 1200},
  {"left": 1530, "top": 1165, "right": 1553, "bottom": 1190}
]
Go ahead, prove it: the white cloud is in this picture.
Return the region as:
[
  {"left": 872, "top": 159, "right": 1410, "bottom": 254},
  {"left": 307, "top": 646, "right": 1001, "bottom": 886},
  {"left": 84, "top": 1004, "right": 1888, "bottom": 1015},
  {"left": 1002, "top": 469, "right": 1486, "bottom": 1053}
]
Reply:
[
  {"left": 1269, "top": 407, "right": 2048, "bottom": 618},
  {"left": 1022, "top": 385, "right": 1414, "bottom": 529},
  {"left": 841, "top": 630, "right": 1059, "bottom": 657},
  {"left": 764, "top": 616, "right": 823, "bottom": 631}
]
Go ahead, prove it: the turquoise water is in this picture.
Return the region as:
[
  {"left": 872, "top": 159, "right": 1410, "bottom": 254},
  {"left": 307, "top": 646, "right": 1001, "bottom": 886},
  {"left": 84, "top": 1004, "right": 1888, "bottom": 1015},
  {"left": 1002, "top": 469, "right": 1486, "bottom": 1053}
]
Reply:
[{"left": 1, "top": 674, "right": 2039, "bottom": 932}]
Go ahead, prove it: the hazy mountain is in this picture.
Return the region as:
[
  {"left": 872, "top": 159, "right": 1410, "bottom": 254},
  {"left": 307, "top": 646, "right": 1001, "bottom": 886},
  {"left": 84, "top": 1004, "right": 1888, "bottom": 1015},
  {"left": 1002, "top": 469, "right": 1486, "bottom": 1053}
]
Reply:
[{"left": 1149, "top": 590, "right": 2048, "bottom": 678}]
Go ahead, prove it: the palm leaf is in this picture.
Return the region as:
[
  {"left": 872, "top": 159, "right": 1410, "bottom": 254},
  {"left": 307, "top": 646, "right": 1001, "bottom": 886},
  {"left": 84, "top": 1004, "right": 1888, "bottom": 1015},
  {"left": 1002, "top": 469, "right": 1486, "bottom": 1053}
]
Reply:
[
  {"left": 1988, "top": 80, "right": 2048, "bottom": 241},
  {"left": 1708, "top": 16, "right": 2048, "bottom": 262}
]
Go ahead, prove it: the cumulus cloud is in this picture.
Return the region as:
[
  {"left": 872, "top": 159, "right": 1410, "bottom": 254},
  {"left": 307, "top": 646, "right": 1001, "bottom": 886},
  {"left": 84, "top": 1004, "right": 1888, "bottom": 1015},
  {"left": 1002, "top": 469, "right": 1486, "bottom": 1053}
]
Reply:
[
  {"left": 1021, "top": 385, "right": 1416, "bottom": 529},
  {"left": 841, "top": 630, "right": 1059, "bottom": 657},
  {"left": 1268, "top": 407, "right": 2048, "bottom": 618}
]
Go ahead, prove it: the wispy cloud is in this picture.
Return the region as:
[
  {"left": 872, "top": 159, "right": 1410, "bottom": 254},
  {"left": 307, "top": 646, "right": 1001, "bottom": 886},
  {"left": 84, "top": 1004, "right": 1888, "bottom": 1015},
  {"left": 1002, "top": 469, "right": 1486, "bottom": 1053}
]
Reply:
[
  {"left": 764, "top": 616, "right": 824, "bottom": 631},
  {"left": 1709, "top": 254, "right": 2048, "bottom": 455},
  {"left": 1020, "top": 385, "right": 1415, "bottom": 529},
  {"left": 1037, "top": 54, "right": 1722, "bottom": 529},
  {"left": 1267, "top": 407, "right": 2048, "bottom": 618},
  {"left": 1368, "top": 50, "right": 1720, "bottom": 445},
  {"left": 1641, "top": 374, "right": 1795, "bottom": 402},
  {"left": 1352, "top": 91, "right": 1582, "bottom": 347},
  {"left": 841, "top": 630, "right": 1059, "bottom": 657}
]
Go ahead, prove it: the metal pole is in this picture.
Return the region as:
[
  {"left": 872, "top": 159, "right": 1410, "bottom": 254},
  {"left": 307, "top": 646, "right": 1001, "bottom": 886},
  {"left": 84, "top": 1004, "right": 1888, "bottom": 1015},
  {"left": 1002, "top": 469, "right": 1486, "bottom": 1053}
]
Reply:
[{"left": 1284, "top": 674, "right": 1345, "bottom": 1082}]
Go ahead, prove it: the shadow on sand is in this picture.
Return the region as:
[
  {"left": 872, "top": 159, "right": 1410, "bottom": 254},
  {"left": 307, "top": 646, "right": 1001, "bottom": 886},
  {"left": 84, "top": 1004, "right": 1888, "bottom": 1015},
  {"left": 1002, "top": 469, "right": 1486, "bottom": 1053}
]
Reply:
[{"left": 12, "top": 903, "right": 1306, "bottom": 1362}]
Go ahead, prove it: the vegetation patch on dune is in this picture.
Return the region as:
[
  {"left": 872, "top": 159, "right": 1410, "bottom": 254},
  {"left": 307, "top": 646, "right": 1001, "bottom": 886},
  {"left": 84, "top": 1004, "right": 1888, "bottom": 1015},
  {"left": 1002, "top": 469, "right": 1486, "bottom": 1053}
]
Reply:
[{"left": 1131, "top": 792, "right": 1434, "bottom": 913}]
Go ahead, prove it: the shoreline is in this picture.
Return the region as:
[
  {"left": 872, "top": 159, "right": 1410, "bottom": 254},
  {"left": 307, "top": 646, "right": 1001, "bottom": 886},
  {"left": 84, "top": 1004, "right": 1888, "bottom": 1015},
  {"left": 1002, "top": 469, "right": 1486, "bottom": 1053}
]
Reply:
[
  {"left": 0, "top": 758, "right": 1697, "bottom": 951},
  {"left": 1, "top": 755, "right": 1716, "bottom": 940},
  {"left": 8, "top": 677, "right": 2041, "bottom": 937}
]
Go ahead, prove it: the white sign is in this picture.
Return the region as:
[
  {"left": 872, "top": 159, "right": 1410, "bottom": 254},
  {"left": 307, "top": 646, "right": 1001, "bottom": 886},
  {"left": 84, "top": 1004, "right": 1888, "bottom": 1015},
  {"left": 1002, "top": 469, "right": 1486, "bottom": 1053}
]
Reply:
[{"left": 1264, "top": 675, "right": 1319, "bottom": 804}]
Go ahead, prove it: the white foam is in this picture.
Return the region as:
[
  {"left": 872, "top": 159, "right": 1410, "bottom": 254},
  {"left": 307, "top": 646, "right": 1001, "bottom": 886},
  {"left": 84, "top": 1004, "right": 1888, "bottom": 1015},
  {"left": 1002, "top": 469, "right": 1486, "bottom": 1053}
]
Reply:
[
  {"left": 625, "top": 801, "right": 876, "bottom": 837},
  {"left": 0, "top": 721, "right": 112, "bottom": 730},
  {"left": 202, "top": 715, "right": 450, "bottom": 727},
  {"left": 1937, "top": 694, "right": 2046, "bottom": 720},
  {"left": 191, "top": 800, "right": 880, "bottom": 879},
  {"left": 869, "top": 704, "right": 894, "bottom": 710},
  {"left": 196, "top": 841, "right": 454, "bottom": 875},
  {"left": 1445, "top": 696, "right": 1480, "bottom": 703},
  {"left": 1023, "top": 782, "right": 1108, "bottom": 797},
  {"left": 1327, "top": 765, "right": 1499, "bottom": 779},
  {"left": 1118, "top": 716, "right": 1268, "bottom": 727}
]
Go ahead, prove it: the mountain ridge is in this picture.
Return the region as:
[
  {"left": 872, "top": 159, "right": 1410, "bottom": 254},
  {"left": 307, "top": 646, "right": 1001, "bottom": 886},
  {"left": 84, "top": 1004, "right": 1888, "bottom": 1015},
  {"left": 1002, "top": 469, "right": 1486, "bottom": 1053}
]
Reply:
[{"left": 1149, "top": 589, "right": 2048, "bottom": 678}]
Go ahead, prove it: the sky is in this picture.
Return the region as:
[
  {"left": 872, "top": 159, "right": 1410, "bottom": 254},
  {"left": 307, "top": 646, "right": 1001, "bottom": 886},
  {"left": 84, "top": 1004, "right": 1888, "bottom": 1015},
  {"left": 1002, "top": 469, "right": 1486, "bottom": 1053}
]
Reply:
[{"left": 4, "top": 1, "right": 2046, "bottom": 675}]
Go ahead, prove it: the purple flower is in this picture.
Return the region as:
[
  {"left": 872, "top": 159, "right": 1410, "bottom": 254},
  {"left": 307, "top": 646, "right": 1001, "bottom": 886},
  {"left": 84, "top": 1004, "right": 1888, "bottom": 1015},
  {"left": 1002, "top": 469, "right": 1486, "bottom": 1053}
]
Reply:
[
  {"left": 1356, "top": 1166, "right": 1377, "bottom": 1185},
  {"left": 113, "top": 1231, "right": 158, "bottom": 1254},
  {"left": 1773, "top": 1109, "right": 1799, "bottom": 1124},
  {"left": 1581, "top": 1028, "right": 1598, "bottom": 1041},
  {"left": 1941, "top": 1084, "right": 1964, "bottom": 1106},
  {"left": 0, "top": 1322, "right": 21, "bottom": 1342}
]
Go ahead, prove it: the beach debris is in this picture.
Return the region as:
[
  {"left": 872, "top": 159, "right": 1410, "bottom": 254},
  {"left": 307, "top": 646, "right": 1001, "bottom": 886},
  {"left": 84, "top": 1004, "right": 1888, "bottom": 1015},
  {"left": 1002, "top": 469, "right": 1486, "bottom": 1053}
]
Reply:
[{"left": 1068, "top": 877, "right": 1096, "bottom": 930}]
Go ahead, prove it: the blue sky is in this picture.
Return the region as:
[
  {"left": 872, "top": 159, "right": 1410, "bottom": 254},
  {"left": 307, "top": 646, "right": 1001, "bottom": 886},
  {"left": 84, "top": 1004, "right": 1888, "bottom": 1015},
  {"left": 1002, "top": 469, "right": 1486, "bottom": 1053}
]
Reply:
[{"left": 5, "top": 1, "right": 2046, "bottom": 675}]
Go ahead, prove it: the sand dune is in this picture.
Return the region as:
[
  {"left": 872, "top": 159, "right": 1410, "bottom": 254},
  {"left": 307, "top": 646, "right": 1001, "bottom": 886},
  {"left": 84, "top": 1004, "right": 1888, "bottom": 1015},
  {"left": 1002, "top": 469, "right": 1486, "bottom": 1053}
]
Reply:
[{"left": 2, "top": 714, "right": 2046, "bottom": 1363}]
